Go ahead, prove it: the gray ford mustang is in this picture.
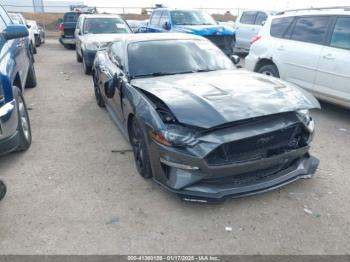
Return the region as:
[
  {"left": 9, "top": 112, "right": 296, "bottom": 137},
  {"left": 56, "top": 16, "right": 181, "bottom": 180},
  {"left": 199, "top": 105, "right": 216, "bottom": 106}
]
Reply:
[{"left": 92, "top": 33, "right": 320, "bottom": 203}]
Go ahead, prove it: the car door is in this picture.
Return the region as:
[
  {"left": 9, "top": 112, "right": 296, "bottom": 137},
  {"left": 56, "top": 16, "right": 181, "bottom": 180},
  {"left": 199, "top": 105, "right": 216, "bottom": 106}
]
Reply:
[
  {"left": 235, "top": 11, "right": 257, "bottom": 50},
  {"left": 106, "top": 41, "right": 125, "bottom": 121},
  {"left": 314, "top": 16, "right": 350, "bottom": 106},
  {"left": 146, "top": 10, "right": 162, "bottom": 32},
  {"left": 75, "top": 16, "right": 83, "bottom": 57},
  {"left": 274, "top": 15, "right": 333, "bottom": 91}
]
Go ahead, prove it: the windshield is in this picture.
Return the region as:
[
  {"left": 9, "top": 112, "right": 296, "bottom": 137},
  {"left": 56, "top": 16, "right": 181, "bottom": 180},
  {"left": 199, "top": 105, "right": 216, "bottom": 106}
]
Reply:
[
  {"left": 170, "top": 10, "right": 217, "bottom": 25},
  {"left": 84, "top": 18, "right": 131, "bottom": 34},
  {"left": 128, "top": 40, "right": 234, "bottom": 78}
]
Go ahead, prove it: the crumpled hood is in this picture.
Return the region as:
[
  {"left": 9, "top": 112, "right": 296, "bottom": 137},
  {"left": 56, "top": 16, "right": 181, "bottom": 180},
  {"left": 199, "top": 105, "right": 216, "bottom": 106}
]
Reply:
[
  {"left": 173, "top": 24, "right": 235, "bottom": 36},
  {"left": 82, "top": 33, "right": 128, "bottom": 43},
  {"left": 132, "top": 70, "right": 320, "bottom": 129}
]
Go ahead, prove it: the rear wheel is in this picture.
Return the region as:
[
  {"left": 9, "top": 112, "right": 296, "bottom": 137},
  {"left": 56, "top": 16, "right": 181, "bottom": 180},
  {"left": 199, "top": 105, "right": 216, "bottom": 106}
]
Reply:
[
  {"left": 257, "top": 64, "right": 280, "bottom": 78},
  {"left": 129, "top": 117, "right": 152, "bottom": 179},
  {"left": 16, "top": 91, "right": 32, "bottom": 152},
  {"left": 0, "top": 180, "right": 6, "bottom": 201},
  {"left": 94, "top": 73, "right": 105, "bottom": 108},
  {"left": 25, "top": 63, "right": 37, "bottom": 88}
]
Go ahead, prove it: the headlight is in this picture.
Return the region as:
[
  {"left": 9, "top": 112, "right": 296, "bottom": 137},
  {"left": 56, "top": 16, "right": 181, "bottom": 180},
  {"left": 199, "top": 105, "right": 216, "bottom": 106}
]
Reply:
[
  {"left": 85, "top": 41, "right": 108, "bottom": 51},
  {"left": 150, "top": 125, "right": 199, "bottom": 147},
  {"left": 297, "top": 109, "right": 314, "bottom": 133}
]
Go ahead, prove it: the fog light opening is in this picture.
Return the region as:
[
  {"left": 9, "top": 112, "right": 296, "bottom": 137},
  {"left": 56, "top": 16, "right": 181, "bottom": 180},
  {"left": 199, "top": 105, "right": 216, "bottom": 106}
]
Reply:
[{"left": 160, "top": 158, "right": 199, "bottom": 170}]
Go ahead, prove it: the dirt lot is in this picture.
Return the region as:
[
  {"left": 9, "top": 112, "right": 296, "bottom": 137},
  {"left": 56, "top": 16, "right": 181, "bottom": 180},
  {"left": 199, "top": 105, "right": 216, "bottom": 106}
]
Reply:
[{"left": 0, "top": 38, "right": 350, "bottom": 255}]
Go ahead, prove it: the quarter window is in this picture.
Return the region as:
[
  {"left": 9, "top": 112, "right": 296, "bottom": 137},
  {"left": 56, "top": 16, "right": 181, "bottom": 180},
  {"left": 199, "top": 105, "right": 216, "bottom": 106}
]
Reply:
[
  {"left": 290, "top": 16, "right": 332, "bottom": 44},
  {"left": 240, "top": 12, "right": 257, "bottom": 25},
  {"left": 330, "top": 17, "right": 350, "bottom": 50},
  {"left": 270, "top": 17, "right": 294, "bottom": 38}
]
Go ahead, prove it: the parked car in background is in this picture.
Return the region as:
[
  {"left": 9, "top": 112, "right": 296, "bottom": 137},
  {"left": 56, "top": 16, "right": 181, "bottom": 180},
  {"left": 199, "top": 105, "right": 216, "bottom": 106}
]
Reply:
[
  {"left": 126, "top": 20, "right": 144, "bottom": 32},
  {"left": 75, "top": 14, "right": 132, "bottom": 74},
  {"left": 245, "top": 7, "right": 350, "bottom": 108},
  {"left": 92, "top": 33, "right": 320, "bottom": 202},
  {"left": 8, "top": 12, "right": 37, "bottom": 54},
  {"left": 27, "top": 20, "right": 41, "bottom": 47},
  {"left": 0, "top": 5, "right": 37, "bottom": 156},
  {"left": 59, "top": 11, "right": 81, "bottom": 49},
  {"left": 138, "top": 8, "right": 236, "bottom": 56},
  {"left": 234, "top": 10, "right": 275, "bottom": 53}
]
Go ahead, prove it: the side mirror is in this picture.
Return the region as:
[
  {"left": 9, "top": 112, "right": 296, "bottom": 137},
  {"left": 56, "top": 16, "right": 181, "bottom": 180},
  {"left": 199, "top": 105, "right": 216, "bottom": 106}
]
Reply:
[
  {"left": 163, "top": 22, "right": 171, "bottom": 30},
  {"left": 261, "top": 20, "right": 266, "bottom": 26},
  {"left": 2, "top": 25, "right": 29, "bottom": 41},
  {"left": 230, "top": 55, "right": 240, "bottom": 65},
  {"left": 76, "top": 28, "right": 81, "bottom": 35},
  {"left": 104, "top": 79, "right": 115, "bottom": 99},
  {"left": 26, "top": 24, "right": 31, "bottom": 29},
  {"left": 113, "top": 73, "right": 124, "bottom": 90}
]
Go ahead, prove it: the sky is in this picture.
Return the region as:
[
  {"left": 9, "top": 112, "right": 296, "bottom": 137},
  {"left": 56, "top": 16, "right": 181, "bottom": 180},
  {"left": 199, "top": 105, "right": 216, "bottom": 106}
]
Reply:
[{"left": 79, "top": 0, "right": 350, "bottom": 12}]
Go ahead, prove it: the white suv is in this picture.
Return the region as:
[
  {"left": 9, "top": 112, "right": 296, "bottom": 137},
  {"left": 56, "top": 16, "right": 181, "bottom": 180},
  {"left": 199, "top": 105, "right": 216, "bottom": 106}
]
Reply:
[{"left": 245, "top": 7, "right": 350, "bottom": 108}]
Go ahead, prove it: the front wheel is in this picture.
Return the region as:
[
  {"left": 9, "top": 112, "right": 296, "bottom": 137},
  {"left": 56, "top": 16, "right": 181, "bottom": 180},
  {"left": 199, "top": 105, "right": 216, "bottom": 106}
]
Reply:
[
  {"left": 129, "top": 117, "right": 152, "bottom": 179},
  {"left": 257, "top": 64, "right": 280, "bottom": 78},
  {"left": 83, "top": 56, "right": 91, "bottom": 75},
  {"left": 16, "top": 91, "right": 32, "bottom": 152},
  {"left": 25, "top": 63, "right": 37, "bottom": 88}
]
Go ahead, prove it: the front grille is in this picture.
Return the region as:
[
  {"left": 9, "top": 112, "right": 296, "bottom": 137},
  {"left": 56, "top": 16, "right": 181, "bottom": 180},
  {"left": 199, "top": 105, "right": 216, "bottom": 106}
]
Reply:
[
  {"left": 204, "top": 35, "right": 234, "bottom": 54},
  {"left": 205, "top": 124, "right": 309, "bottom": 166}
]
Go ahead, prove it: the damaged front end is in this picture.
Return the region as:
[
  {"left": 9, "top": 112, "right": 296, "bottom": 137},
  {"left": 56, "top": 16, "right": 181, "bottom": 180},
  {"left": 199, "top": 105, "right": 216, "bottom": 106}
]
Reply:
[{"left": 141, "top": 95, "right": 319, "bottom": 202}]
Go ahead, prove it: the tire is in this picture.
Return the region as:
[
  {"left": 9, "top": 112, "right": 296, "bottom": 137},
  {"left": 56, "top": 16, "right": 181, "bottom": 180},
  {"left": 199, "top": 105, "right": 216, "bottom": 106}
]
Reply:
[
  {"left": 0, "top": 180, "right": 6, "bottom": 201},
  {"left": 33, "top": 43, "right": 37, "bottom": 54},
  {"left": 25, "top": 63, "right": 37, "bottom": 88},
  {"left": 15, "top": 91, "right": 32, "bottom": 152},
  {"left": 129, "top": 117, "right": 152, "bottom": 179},
  {"left": 94, "top": 74, "right": 105, "bottom": 107},
  {"left": 83, "top": 56, "right": 91, "bottom": 75},
  {"left": 76, "top": 50, "right": 82, "bottom": 63},
  {"left": 257, "top": 64, "right": 280, "bottom": 78}
]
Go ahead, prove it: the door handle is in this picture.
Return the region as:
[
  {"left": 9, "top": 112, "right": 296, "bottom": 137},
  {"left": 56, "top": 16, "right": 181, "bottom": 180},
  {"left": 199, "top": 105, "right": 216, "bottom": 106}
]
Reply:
[
  {"left": 322, "top": 54, "right": 334, "bottom": 60},
  {"left": 100, "top": 66, "right": 108, "bottom": 73},
  {"left": 277, "top": 46, "right": 285, "bottom": 51}
]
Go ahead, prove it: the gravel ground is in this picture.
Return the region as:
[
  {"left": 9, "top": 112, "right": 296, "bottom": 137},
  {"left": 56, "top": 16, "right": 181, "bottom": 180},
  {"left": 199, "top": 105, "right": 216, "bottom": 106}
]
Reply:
[{"left": 0, "top": 39, "right": 349, "bottom": 255}]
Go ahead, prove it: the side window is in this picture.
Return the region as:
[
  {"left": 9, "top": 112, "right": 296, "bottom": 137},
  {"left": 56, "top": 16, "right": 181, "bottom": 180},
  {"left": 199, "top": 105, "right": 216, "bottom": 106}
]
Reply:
[
  {"left": 255, "top": 12, "right": 267, "bottom": 25},
  {"left": 150, "top": 11, "right": 162, "bottom": 26},
  {"left": 239, "top": 12, "right": 257, "bottom": 25},
  {"left": 330, "top": 16, "right": 350, "bottom": 50},
  {"left": 109, "top": 42, "right": 124, "bottom": 66},
  {"left": 270, "top": 17, "right": 294, "bottom": 38},
  {"left": 0, "top": 6, "right": 12, "bottom": 25},
  {"left": 290, "top": 16, "right": 332, "bottom": 44},
  {"left": 159, "top": 11, "right": 169, "bottom": 26}
]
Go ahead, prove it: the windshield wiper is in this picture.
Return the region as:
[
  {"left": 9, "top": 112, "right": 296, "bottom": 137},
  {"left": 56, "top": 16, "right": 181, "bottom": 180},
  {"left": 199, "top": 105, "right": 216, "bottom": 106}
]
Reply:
[{"left": 131, "top": 71, "right": 199, "bottom": 79}]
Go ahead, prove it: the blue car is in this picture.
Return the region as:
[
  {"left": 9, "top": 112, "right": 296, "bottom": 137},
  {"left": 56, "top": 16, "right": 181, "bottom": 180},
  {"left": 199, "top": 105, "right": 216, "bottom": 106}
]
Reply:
[
  {"left": 138, "top": 8, "right": 235, "bottom": 56},
  {"left": 0, "top": 5, "right": 37, "bottom": 156}
]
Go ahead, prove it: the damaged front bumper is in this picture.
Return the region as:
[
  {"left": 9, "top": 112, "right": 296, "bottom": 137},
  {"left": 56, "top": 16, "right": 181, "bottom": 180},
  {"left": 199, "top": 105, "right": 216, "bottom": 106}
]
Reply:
[{"left": 147, "top": 112, "right": 319, "bottom": 203}]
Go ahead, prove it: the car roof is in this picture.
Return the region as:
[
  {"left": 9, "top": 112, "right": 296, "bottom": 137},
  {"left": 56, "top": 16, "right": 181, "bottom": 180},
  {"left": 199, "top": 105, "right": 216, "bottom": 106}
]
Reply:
[
  {"left": 81, "top": 14, "right": 122, "bottom": 19},
  {"left": 116, "top": 33, "right": 206, "bottom": 44},
  {"left": 152, "top": 8, "right": 206, "bottom": 12},
  {"left": 275, "top": 6, "right": 350, "bottom": 17}
]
